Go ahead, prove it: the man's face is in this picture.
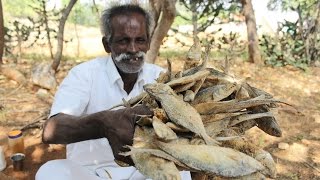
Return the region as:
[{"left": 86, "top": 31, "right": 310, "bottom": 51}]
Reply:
[{"left": 103, "top": 13, "right": 150, "bottom": 74}]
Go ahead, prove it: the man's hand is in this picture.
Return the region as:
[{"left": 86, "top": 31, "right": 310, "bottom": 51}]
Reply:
[{"left": 98, "top": 105, "right": 153, "bottom": 165}]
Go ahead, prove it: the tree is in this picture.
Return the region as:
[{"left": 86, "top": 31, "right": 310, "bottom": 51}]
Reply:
[
  {"left": 146, "top": 0, "right": 177, "bottom": 64},
  {"left": 52, "top": 0, "right": 78, "bottom": 71},
  {"left": 241, "top": 0, "right": 263, "bottom": 65},
  {"left": 179, "top": 0, "right": 224, "bottom": 38},
  {"left": 268, "top": 0, "right": 320, "bottom": 64},
  {"left": 31, "top": 0, "right": 77, "bottom": 90},
  {"left": 0, "top": 0, "right": 3, "bottom": 64}
]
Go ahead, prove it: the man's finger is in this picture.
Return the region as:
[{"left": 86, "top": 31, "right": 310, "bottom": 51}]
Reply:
[{"left": 132, "top": 105, "right": 153, "bottom": 116}]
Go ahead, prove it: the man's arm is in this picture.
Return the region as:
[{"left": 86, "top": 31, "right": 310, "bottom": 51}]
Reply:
[
  {"left": 42, "top": 113, "right": 103, "bottom": 144},
  {"left": 42, "top": 105, "right": 153, "bottom": 163}
]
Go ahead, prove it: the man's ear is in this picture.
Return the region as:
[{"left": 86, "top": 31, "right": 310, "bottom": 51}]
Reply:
[{"left": 102, "top": 36, "right": 111, "bottom": 53}]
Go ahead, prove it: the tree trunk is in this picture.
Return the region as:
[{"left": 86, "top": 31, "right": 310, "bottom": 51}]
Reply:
[
  {"left": 146, "top": 0, "right": 176, "bottom": 64},
  {"left": 191, "top": 2, "right": 198, "bottom": 41},
  {"left": 41, "top": 1, "right": 54, "bottom": 59},
  {"left": 51, "top": 0, "right": 78, "bottom": 72},
  {"left": 241, "top": 0, "right": 263, "bottom": 65},
  {"left": 310, "top": 1, "right": 320, "bottom": 63},
  {"left": 0, "top": 0, "right": 4, "bottom": 65},
  {"left": 92, "top": 0, "right": 101, "bottom": 25}
]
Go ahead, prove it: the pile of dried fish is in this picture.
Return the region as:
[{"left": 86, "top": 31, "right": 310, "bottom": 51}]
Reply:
[{"left": 113, "top": 47, "right": 290, "bottom": 179}]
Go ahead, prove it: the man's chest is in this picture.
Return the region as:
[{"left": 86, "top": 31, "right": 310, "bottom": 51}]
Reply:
[{"left": 85, "top": 74, "right": 144, "bottom": 114}]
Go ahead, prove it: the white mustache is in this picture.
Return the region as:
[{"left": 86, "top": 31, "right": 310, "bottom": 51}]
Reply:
[{"left": 115, "top": 51, "right": 146, "bottom": 62}]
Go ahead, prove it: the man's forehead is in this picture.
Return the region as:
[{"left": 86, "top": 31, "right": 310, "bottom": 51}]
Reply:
[{"left": 111, "top": 12, "right": 146, "bottom": 25}]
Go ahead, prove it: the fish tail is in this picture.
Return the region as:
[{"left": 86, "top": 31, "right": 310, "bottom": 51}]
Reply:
[{"left": 203, "top": 134, "right": 221, "bottom": 146}]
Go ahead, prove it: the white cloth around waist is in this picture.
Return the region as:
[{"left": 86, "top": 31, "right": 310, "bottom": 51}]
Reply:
[{"left": 36, "top": 159, "right": 192, "bottom": 180}]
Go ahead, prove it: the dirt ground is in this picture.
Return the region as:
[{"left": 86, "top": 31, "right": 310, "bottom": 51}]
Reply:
[{"left": 0, "top": 56, "right": 319, "bottom": 180}]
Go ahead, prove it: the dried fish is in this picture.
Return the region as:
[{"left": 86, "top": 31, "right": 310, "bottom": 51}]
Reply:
[
  {"left": 255, "top": 149, "right": 277, "bottom": 178},
  {"left": 157, "top": 71, "right": 170, "bottom": 84},
  {"left": 193, "top": 83, "right": 238, "bottom": 104},
  {"left": 144, "top": 83, "right": 220, "bottom": 145},
  {"left": 194, "top": 95, "right": 283, "bottom": 115},
  {"left": 242, "top": 83, "right": 282, "bottom": 137},
  {"left": 130, "top": 127, "right": 181, "bottom": 180},
  {"left": 204, "top": 120, "right": 229, "bottom": 137},
  {"left": 235, "top": 85, "right": 250, "bottom": 100},
  {"left": 157, "top": 141, "right": 265, "bottom": 177},
  {"left": 221, "top": 129, "right": 276, "bottom": 178},
  {"left": 153, "top": 116, "right": 178, "bottom": 141},
  {"left": 172, "top": 81, "right": 196, "bottom": 93},
  {"left": 121, "top": 146, "right": 195, "bottom": 171},
  {"left": 228, "top": 112, "right": 274, "bottom": 127},
  {"left": 124, "top": 46, "right": 285, "bottom": 178},
  {"left": 109, "top": 92, "right": 148, "bottom": 110},
  {"left": 201, "top": 112, "right": 246, "bottom": 124},
  {"left": 184, "top": 90, "right": 195, "bottom": 102},
  {"left": 153, "top": 108, "right": 169, "bottom": 122},
  {"left": 190, "top": 77, "right": 206, "bottom": 95},
  {"left": 166, "top": 122, "right": 190, "bottom": 133},
  {"left": 166, "top": 70, "right": 210, "bottom": 87},
  {"left": 182, "top": 44, "right": 209, "bottom": 77}
]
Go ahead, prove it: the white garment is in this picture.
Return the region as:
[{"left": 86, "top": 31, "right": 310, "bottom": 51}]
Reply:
[
  {"left": 37, "top": 56, "right": 192, "bottom": 179},
  {"left": 36, "top": 159, "right": 191, "bottom": 180}
]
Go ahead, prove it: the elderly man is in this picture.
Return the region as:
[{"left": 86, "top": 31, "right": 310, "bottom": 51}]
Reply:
[{"left": 35, "top": 3, "right": 191, "bottom": 180}]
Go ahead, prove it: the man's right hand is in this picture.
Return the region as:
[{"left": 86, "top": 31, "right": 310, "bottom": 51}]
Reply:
[{"left": 98, "top": 105, "right": 153, "bottom": 165}]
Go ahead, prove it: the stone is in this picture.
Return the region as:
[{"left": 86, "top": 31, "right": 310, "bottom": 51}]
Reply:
[
  {"left": 36, "top": 88, "right": 49, "bottom": 97},
  {"left": 278, "top": 142, "right": 289, "bottom": 150},
  {"left": 313, "top": 114, "right": 320, "bottom": 123},
  {"left": 31, "top": 62, "right": 57, "bottom": 90}
]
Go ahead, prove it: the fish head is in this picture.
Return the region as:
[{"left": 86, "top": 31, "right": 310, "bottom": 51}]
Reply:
[{"left": 143, "top": 83, "right": 172, "bottom": 99}]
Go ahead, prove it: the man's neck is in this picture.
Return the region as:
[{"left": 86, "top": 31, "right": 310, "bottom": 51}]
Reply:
[{"left": 118, "top": 70, "right": 139, "bottom": 94}]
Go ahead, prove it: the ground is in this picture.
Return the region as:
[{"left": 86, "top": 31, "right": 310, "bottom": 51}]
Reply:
[{"left": 0, "top": 57, "right": 319, "bottom": 180}]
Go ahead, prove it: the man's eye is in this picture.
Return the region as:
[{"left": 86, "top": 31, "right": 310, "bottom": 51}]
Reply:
[
  {"left": 137, "top": 39, "right": 146, "bottom": 43},
  {"left": 116, "top": 39, "right": 128, "bottom": 44}
]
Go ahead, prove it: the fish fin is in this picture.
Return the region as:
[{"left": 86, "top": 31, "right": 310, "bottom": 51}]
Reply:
[{"left": 203, "top": 134, "right": 221, "bottom": 146}]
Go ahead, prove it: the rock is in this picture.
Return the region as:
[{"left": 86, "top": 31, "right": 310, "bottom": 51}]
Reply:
[
  {"left": 36, "top": 88, "right": 53, "bottom": 104},
  {"left": 278, "top": 142, "right": 289, "bottom": 150},
  {"left": 31, "top": 62, "right": 57, "bottom": 90},
  {"left": 36, "top": 88, "right": 49, "bottom": 97},
  {"left": 313, "top": 114, "right": 320, "bottom": 123}
]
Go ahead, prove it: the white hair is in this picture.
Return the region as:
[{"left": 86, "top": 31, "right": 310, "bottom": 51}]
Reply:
[{"left": 100, "top": 3, "right": 154, "bottom": 43}]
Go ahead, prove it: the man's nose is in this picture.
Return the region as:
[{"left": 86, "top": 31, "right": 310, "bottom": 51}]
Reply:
[{"left": 127, "top": 41, "right": 138, "bottom": 53}]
